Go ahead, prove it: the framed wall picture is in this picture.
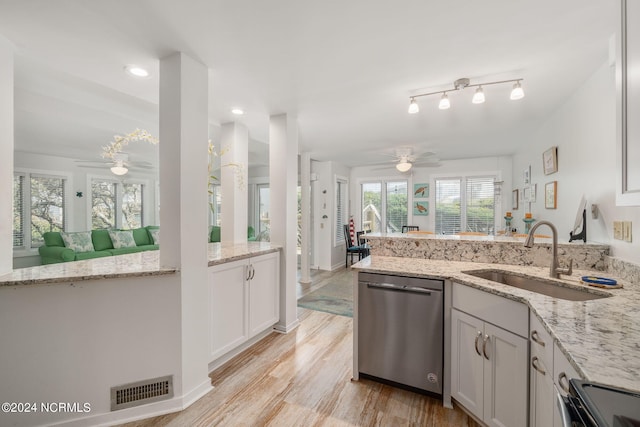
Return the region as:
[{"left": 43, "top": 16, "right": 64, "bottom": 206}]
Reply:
[
  {"left": 413, "top": 183, "right": 429, "bottom": 199},
  {"left": 543, "top": 146, "right": 558, "bottom": 175},
  {"left": 523, "top": 184, "right": 537, "bottom": 203},
  {"left": 545, "top": 181, "right": 557, "bottom": 209},
  {"left": 413, "top": 201, "right": 429, "bottom": 215},
  {"left": 512, "top": 189, "right": 519, "bottom": 210},
  {"left": 523, "top": 165, "right": 531, "bottom": 185}
]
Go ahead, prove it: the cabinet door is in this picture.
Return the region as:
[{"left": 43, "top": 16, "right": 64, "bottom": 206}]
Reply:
[
  {"left": 209, "top": 259, "right": 248, "bottom": 361},
  {"left": 451, "top": 309, "right": 485, "bottom": 420},
  {"left": 248, "top": 252, "right": 280, "bottom": 337},
  {"left": 483, "top": 323, "right": 528, "bottom": 427},
  {"left": 530, "top": 314, "right": 554, "bottom": 427}
]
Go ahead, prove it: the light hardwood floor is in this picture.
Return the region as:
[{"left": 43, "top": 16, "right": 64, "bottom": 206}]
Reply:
[{"left": 122, "top": 291, "right": 479, "bottom": 426}]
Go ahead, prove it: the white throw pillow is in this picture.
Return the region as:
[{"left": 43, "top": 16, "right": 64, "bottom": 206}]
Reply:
[
  {"left": 149, "top": 229, "right": 160, "bottom": 245},
  {"left": 61, "top": 231, "right": 95, "bottom": 253},
  {"left": 108, "top": 230, "right": 137, "bottom": 249}
]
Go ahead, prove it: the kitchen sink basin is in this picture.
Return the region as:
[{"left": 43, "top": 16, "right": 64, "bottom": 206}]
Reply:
[{"left": 463, "top": 270, "right": 611, "bottom": 301}]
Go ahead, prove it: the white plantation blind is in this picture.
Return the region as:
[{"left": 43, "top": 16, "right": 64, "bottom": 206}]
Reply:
[
  {"left": 335, "top": 178, "right": 347, "bottom": 246},
  {"left": 466, "top": 177, "right": 495, "bottom": 233},
  {"left": 13, "top": 174, "right": 25, "bottom": 247},
  {"left": 435, "top": 178, "right": 461, "bottom": 234}
]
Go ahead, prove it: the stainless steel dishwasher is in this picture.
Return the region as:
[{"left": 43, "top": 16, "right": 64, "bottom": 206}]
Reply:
[{"left": 358, "top": 272, "right": 443, "bottom": 395}]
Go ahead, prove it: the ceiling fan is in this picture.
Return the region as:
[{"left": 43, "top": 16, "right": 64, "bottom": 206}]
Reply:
[
  {"left": 372, "top": 147, "right": 441, "bottom": 172},
  {"left": 75, "top": 152, "right": 154, "bottom": 176}
]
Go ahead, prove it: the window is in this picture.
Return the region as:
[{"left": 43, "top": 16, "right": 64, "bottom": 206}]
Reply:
[
  {"left": 335, "top": 178, "right": 348, "bottom": 245},
  {"left": 258, "top": 184, "right": 269, "bottom": 233},
  {"left": 91, "top": 179, "right": 145, "bottom": 229},
  {"left": 361, "top": 180, "right": 408, "bottom": 233},
  {"left": 435, "top": 176, "right": 495, "bottom": 234},
  {"left": 209, "top": 184, "right": 221, "bottom": 227},
  {"left": 13, "top": 172, "right": 67, "bottom": 249}
]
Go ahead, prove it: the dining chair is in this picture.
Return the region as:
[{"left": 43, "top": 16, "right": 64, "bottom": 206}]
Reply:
[
  {"left": 356, "top": 231, "right": 370, "bottom": 257},
  {"left": 344, "top": 224, "right": 368, "bottom": 267},
  {"left": 401, "top": 225, "right": 420, "bottom": 233}
]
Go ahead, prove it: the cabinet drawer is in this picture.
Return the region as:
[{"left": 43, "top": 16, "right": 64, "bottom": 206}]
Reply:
[
  {"left": 452, "top": 283, "right": 528, "bottom": 337},
  {"left": 530, "top": 312, "right": 553, "bottom": 366}
]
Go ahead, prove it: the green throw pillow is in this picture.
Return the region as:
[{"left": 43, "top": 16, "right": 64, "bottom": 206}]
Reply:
[
  {"left": 108, "top": 230, "right": 137, "bottom": 249},
  {"left": 61, "top": 231, "right": 95, "bottom": 252},
  {"left": 149, "top": 229, "right": 160, "bottom": 245}
]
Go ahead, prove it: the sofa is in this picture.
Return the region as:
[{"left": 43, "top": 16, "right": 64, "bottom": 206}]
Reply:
[
  {"left": 209, "top": 225, "right": 259, "bottom": 242},
  {"left": 39, "top": 226, "right": 160, "bottom": 265}
]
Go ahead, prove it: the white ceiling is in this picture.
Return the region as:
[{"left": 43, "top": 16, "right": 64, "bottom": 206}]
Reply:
[{"left": 0, "top": 0, "right": 617, "bottom": 169}]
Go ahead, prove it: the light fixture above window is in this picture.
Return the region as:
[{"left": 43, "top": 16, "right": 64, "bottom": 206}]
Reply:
[
  {"left": 124, "top": 65, "right": 150, "bottom": 78},
  {"left": 407, "top": 77, "right": 524, "bottom": 113}
]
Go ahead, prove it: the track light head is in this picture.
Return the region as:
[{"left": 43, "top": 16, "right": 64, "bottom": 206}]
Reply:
[
  {"left": 438, "top": 93, "right": 450, "bottom": 110},
  {"left": 408, "top": 98, "right": 419, "bottom": 114},
  {"left": 472, "top": 86, "right": 485, "bottom": 104},
  {"left": 510, "top": 81, "right": 525, "bottom": 100}
]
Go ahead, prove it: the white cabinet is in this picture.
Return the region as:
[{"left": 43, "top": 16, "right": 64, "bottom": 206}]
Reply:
[
  {"left": 529, "top": 313, "right": 554, "bottom": 427},
  {"left": 451, "top": 308, "right": 528, "bottom": 427},
  {"left": 209, "top": 252, "right": 280, "bottom": 361}
]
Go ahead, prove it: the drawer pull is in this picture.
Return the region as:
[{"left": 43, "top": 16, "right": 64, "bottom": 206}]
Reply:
[
  {"left": 531, "top": 330, "right": 546, "bottom": 347},
  {"left": 531, "top": 356, "right": 546, "bottom": 375}
]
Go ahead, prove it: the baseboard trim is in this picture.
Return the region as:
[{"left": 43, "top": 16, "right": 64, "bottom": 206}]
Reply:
[
  {"left": 208, "top": 327, "right": 276, "bottom": 373},
  {"left": 273, "top": 318, "right": 300, "bottom": 334}
]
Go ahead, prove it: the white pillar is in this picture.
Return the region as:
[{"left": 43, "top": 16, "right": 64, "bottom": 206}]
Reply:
[
  {"left": 270, "top": 114, "right": 300, "bottom": 333},
  {"left": 159, "top": 52, "right": 212, "bottom": 400},
  {"left": 0, "top": 36, "right": 14, "bottom": 275},
  {"left": 220, "top": 122, "right": 248, "bottom": 243},
  {"left": 299, "top": 152, "right": 311, "bottom": 284}
]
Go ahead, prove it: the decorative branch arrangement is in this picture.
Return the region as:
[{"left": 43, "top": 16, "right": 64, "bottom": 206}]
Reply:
[{"left": 101, "top": 128, "right": 159, "bottom": 160}]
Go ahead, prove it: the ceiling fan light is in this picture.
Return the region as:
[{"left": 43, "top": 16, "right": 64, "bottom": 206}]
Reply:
[
  {"left": 438, "top": 93, "right": 450, "bottom": 110},
  {"left": 110, "top": 165, "right": 129, "bottom": 176},
  {"left": 396, "top": 161, "right": 412, "bottom": 172},
  {"left": 408, "top": 98, "right": 419, "bottom": 114},
  {"left": 510, "top": 81, "right": 525, "bottom": 100},
  {"left": 472, "top": 86, "right": 485, "bottom": 104}
]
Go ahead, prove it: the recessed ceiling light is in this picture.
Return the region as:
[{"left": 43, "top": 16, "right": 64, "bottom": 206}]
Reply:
[
  {"left": 124, "top": 65, "right": 150, "bottom": 78},
  {"left": 231, "top": 108, "right": 244, "bottom": 115}
]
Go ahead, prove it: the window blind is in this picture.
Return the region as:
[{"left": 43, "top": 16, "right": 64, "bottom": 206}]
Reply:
[
  {"left": 335, "top": 179, "right": 347, "bottom": 245},
  {"left": 385, "top": 181, "right": 408, "bottom": 233},
  {"left": 13, "top": 174, "right": 25, "bottom": 247},
  {"left": 435, "top": 178, "right": 461, "bottom": 234},
  {"left": 466, "top": 177, "right": 495, "bottom": 233}
]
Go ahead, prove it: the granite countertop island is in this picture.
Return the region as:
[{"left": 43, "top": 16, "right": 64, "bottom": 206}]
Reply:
[
  {"left": 1, "top": 241, "right": 281, "bottom": 287},
  {"left": 352, "top": 255, "right": 640, "bottom": 394}
]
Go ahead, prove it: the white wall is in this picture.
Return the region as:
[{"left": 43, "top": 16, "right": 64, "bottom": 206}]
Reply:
[
  {"left": 512, "top": 60, "right": 640, "bottom": 264},
  {"left": 350, "top": 156, "right": 513, "bottom": 233},
  {"left": 0, "top": 276, "right": 181, "bottom": 427}
]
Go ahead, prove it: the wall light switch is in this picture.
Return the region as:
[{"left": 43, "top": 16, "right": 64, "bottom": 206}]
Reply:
[
  {"left": 623, "top": 221, "right": 633, "bottom": 242},
  {"left": 614, "top": 221, "right": 623, "bottom": 240}
]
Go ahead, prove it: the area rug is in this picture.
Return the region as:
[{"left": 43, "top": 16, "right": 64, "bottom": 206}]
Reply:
[{"left": 297, "top": 280, "right": 353, "bottom": 318}]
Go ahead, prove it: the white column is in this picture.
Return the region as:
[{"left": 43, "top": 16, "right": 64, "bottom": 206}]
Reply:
[
  {"left": 0, "top": 36, "right": 14, "bottom": 275},
  {"left": 220, "top": 122, "right": 248, "bottom": 243},
  {"left": 159, "top": 52, "right": 212, "bottom": 401},
  {"left": 299, "top": 152, "right": 311, "bottom": 284},
  {"left": 270, "top": 114, "right": 300, "bottom": 333}
]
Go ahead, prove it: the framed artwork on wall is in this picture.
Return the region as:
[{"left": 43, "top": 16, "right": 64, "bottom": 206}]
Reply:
[
  {"left": 413, "top": 183, "right": 429, "bottom": 198},
  {"left": 543, "top": 146, "right": 558, "bottom": 175},
  {"left": 413, "top": 201, "right": 429, "bottom": 215},
  {"left": 545, "top": 181, "right": 557, "bottom": 209},
  {"left": 512, "top": 189, "right": 519, "bottom": 210}
]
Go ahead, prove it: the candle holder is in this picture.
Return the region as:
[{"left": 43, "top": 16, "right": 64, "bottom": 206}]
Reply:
[
  {"left": 504, "top": 216, "right": 513, "bottom": 236},
  {"left": 523, "top": 217, "right": 536, "bottom": 234}
]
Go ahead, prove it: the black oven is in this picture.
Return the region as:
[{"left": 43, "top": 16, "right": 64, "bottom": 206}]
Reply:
[{"left": 557, "top": 379, "right": 640, "bottom": 427}]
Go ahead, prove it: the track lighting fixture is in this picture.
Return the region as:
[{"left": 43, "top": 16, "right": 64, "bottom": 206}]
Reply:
[{"left": 407, "top": 77, "right": 524, "bottom": 113}]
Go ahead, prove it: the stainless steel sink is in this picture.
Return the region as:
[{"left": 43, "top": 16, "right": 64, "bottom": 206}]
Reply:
[{"left": 463, "top": 270, "right": 610, "bottom": 301}]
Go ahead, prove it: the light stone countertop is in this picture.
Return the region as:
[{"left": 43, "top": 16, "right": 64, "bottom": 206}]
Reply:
[
  {"left": 1, "top": 242, "right": 281, "bottom": 286},
  {"left": 352, "top": 255, "right": 640, "bottom": 394}
]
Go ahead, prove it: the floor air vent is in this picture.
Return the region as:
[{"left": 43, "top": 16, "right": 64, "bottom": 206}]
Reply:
[{"left": 111, "top": 375, "right": 173, "bottom": 411}]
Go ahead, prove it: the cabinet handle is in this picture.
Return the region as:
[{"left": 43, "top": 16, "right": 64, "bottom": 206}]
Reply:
[
  {"left": 250, "top": 265, "right": 255, "bottom": 280},
  {"left": 482, "top": 334, "right": 490, "bottom": 360},
  {"left": 558, "top": 372, "right": 570, "bottom": 393},
  {"left": 246, "top": 265, "right": 251, "bottom": 281},
  {"left": 531, "top": 330, "right": 546, "bottom": 347},
  {"left": 531, "top": 356, "right": 546, "bottom": 375},
  {"left": 474, "top": 331, "right": 482, "bottom": 356}
]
